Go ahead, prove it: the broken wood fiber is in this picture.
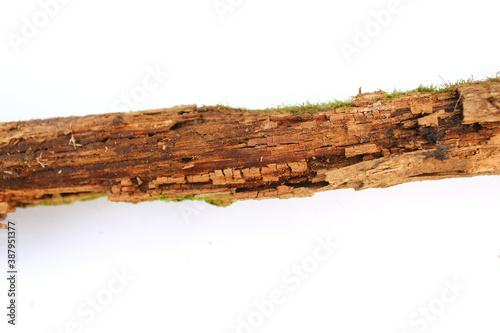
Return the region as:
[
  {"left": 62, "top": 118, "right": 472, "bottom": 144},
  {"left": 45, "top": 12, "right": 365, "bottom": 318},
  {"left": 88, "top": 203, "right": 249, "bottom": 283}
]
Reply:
[{"left": 1, "top": 80, "right": 500, "bottom": 220}]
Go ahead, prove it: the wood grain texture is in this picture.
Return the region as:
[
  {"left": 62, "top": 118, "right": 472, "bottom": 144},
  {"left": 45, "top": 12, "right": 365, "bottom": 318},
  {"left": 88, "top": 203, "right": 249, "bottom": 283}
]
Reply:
[{"left": 1, "top": 80, "right": 499, "bottom": 220}]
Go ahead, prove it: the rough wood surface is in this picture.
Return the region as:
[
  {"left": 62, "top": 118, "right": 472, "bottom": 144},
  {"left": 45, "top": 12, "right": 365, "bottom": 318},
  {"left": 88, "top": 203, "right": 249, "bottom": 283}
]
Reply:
[{"left": 1, "top": 80, "right": 500, "bottom": 220}]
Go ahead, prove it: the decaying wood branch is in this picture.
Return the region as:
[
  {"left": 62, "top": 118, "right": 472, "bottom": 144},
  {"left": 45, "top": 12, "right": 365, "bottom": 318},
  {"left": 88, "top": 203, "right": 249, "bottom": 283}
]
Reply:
[{"left": 1, "top": 80, "right": 500, "bottom": 220}]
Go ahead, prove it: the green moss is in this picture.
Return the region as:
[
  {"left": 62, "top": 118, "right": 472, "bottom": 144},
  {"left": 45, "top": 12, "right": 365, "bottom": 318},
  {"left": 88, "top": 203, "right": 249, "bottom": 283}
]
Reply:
[
  {"left": 37, "top": 192, "right": 107, "bottom": 206},
  {"left": 270, "top": 99, "right": 352, "bottom": 115},
  {"left": 38, "top": 199, "right": 58, "bottom": 206},
  {"left": 212, "top": 99, "right": 353, "bottom": 115},
  {"left": 38, "top": 194, "right": 70, "bottom": 206},
  {"left": 209, "top": 75, "right": 499, "bottom": 114},
  {"left": 384, "top": 84, "right": 441, "bottom": 99},
  {"left": 383, "top": 76, "right": 500, "bottom": 101},
  {"left": 199, "top": 195, "right": 234, "bottom": 207},
  {"left": 170, "top": 195, "right": 197, "bottom": 202},
  {"left": 154, "top": 194, "right": 170, "bottom": 202},
  {"left": 78, "top": 193, "right": 107, "bottom": 202},
  {"left": 214, "top": 104, "right": 249, "bottom": 113},
  {"left": 154, "top": 193, "right": 234, "bottom": 207}
]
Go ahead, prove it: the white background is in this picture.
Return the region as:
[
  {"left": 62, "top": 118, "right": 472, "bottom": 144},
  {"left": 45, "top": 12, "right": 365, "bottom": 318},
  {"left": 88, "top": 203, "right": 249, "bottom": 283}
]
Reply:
[{"left": 1, "top": 0, "right": 499, "bottom": 332}]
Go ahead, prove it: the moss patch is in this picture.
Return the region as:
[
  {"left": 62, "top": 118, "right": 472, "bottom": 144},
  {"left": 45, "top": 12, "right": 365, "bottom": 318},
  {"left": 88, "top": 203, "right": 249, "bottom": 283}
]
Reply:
[
  {"left": 212, "top": 99, "right": 352, "bottom": 115},
  {"left": 38, "top": 192, "right": 107, "bottom": 206},
  {"left": 384, "top": 76, "right": 500, "bottom": 101},
  {"left": 210, "top": 75, "right": 499, "bottom": 114},
  {"left": 270, "top": 99, "right": 352, "bottom": 115},
  {"left": 154, "top": 193, "right": 234, "bottom": 207},
  {"left": 78, "top": 193, "right": 107, "bottom": 202}
]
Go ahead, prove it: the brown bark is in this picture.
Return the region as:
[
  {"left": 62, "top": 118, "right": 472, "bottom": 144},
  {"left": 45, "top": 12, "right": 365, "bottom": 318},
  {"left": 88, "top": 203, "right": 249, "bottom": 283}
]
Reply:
[{"left": 1, "top": 80, "right": 500, "bottom": 220}]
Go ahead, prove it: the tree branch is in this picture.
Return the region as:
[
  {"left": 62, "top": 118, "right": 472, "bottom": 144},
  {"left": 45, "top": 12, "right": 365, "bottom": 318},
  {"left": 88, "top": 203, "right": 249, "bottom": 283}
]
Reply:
[{"left": 1, "top": 80, "right": 499, "bottom": 220}]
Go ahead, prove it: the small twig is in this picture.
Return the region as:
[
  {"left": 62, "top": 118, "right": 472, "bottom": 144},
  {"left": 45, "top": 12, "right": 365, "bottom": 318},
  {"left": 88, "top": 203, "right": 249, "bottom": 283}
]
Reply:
[
  {"left": 438, "top": 75, "right": 449, "bottom": 86},
  {"left": 36, "top": 152, "right": 49, "bottom": 168},
  {"left": 36, "top": 153, "right": 49, "bottom": 168},
  {"left": 453, "top": 87, "right": 474, "bottom": 112},
  {"left": 69, "top": 124, "right": 82, "bottom": 150},
  {"left": 69, "top": 134, "right": 77, "bottom": 149}
]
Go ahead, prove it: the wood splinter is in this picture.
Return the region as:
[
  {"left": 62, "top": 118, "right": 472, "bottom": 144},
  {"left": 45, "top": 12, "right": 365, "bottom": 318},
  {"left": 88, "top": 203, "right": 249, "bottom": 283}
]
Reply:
[{"left": 1, "top": 79, "right": 500, "bottom": 220}]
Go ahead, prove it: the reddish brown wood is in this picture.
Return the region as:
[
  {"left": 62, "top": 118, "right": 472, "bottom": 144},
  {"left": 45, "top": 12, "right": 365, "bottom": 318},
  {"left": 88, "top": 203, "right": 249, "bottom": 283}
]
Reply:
[{"left": 1, "top": 80, "right": 500, "bottom": 220}]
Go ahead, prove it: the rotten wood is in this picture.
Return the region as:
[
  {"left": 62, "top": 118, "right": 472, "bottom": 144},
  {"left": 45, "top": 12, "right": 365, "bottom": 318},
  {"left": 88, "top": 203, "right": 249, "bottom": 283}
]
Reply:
[{"left": 1, "top": 80, "right": 500, "bottom": 220}]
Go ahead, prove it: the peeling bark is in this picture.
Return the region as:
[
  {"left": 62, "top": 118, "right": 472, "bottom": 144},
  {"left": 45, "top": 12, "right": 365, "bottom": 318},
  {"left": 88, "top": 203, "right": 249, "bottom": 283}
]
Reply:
[{"left": 1, "top": 80, "right": 500, "bottom": 220}]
